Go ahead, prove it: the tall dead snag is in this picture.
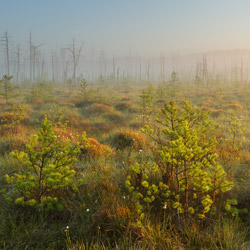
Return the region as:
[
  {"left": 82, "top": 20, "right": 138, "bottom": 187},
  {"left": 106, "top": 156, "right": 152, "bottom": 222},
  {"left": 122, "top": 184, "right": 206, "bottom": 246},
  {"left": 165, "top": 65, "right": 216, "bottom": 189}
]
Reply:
[
  {"left": 32, "top": 44, "right": 43, "bottom": 83},
  {"left": 15, "top": 43, "right": 21, "bottom": 85},
  {"left": 29, "top": 31, "right": 32, "bottom": 83},
  {"left": 1, "top": 31, "right": 11, "bottom": 76},
  {"left": 68, "top": 39, "right": 83, "bottom": 84},
  {"left": 202, "top": 56, "right": 209, "bottom": 88}
]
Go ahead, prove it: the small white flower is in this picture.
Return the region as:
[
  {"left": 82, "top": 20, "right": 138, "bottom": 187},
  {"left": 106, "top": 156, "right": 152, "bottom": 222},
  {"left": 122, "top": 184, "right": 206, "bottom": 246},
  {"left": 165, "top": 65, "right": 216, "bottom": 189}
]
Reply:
[
  {"left": 66, "top": 226, "right": 69, "bottom": 229},
  {"left": 86, "top": 208, "right": 90, "bottom": 212},
  {"left": 163, "top": 204, "right": 167, "bottom": 210}
]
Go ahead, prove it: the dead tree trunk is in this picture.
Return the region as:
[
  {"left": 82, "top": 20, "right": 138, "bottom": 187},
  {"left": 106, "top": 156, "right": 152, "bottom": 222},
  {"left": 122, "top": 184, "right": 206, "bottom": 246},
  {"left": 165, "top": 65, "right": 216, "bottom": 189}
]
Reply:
[
  {"left": 29, "top": 31, "right": 32, "bottom": 83},
  {"left": 68, "top": 39, "right": 83, "bottom": 84},
  {"left": 16, "top": 43, "right": 21, "bottom": 85},
  {"left": 1, "top": 31, "right": 11, "bottom": 76}
]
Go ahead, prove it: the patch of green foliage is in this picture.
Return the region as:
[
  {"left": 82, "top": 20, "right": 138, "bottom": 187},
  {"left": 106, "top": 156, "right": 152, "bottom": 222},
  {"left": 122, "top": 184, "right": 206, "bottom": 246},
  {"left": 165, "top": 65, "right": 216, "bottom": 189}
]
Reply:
[
  {"left": 126, "top": 101, "right": 234, "bottom": 222},
  {"left": 4, "top": 116, "right": 83, "bottom": 212}
]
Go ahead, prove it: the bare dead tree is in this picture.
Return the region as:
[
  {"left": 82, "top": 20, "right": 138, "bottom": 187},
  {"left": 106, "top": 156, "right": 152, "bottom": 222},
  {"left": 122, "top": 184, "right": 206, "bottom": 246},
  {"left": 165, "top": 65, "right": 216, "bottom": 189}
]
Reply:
[
  {"left": 160, "top": 52, "right": 165, "bottom": 82},
  {"left": 61, "top": 48, "right": 67, "bottom": 82},
  {"left": 139, "top": 61, "right": 142, "bottom": 82},
  {"left": 91, "top": 47, "right": 94, "bottom": 82},
  {"left": 41, "top": 57, "right": 45, "bottom": 81},
  {"left": 99, "top": 49, "right": 107, "bottom": 80},
  {"left": 202, "top": 56, "right": 209, "bottom": 87},
  {"left": 240, "top": 58, "right": 243, "bottom": 84},
  {"left": 112, "top": 55, "right": 116, "bottom": 83},
  {"left": 22, "top": 57, "right": 26, "bottom": 82},
  {"left": 147, "top": 61, "right": 150, "bottom": 83},
  {"left": 29, "top": 31, "right": 32, "bottom": 83},
  {"left": 1, "top": 31, "right": 11, "bottom": 75},
  {"left": 15, "top": 43, "right": 21, "bottom": 85},
  {"left": 117, "top": 67, "right": 120, "bottom": 82},
  {"left": 32, "top": 44, "right": 43, "bottom": 82},
  {"left": 67, "top": 39, "right": 83, "bottom": 84},
  {"left": 51, "top": 51, "right": 55, "bottom": 82}
]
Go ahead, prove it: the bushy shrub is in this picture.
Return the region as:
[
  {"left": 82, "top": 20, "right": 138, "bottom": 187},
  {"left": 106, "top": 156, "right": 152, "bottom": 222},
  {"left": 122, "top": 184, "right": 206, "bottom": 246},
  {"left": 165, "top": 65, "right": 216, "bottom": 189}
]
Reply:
[
  {"left": 109, "top": 130, "right": 146, "bottom": 150},
  {"left": 4, "top": 116, "right": 83, "bottom": 212},
  {"left": 126, "top": 101, "right": 234, "bottom": 222},
  {"left": 90, "top": 122, "right": 115, "bottom": 134},
  {"left": 0, "top": 105, "right": 27, "bottom": 134},
  {"left": 89, "top": 103, "right": 112, "bottom": 114},
  {"left": 81, "top": 136, "right": 113, "bottom": 158},
  {"left": 114, "top": 102, "right": 137, "bottom": 113},
  {"left": 104, "top": 112, "right": 125, "bottom": 124}
]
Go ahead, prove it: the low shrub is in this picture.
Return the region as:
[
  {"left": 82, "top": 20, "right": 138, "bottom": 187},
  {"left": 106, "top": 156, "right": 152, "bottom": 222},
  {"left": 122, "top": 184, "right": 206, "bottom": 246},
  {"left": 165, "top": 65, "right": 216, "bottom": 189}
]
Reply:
[
  {"left": 81, "top": 137, "right": 113, "bottom": 158},
  {"left": 4, "top": 116, "right": 83, "bottom": 212},
  {"left": 104, "top": 112, "right": 125, "bottom": 124},
  {"left": 89, "top": 103, "right": 112, "bottom": 114},
  {"left": 114, "top": 102, "right": 137, "bottom": 113},
  {"left": 126, "top": 101, "right": 234, "bottom": 223},
  {"left": 108, "top": 130, "right": 146, "bottom": 150}
]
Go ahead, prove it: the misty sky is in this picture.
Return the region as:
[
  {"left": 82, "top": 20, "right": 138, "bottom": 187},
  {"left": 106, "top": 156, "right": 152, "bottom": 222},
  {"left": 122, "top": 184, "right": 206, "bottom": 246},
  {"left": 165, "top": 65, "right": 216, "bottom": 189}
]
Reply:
[{"left": 2, "top": 0, "right": 250, "bottom": 57}]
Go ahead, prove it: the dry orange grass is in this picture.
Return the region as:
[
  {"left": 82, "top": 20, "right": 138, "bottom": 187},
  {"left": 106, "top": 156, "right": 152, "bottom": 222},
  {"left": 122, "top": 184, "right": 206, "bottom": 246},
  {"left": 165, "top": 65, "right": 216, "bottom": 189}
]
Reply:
[
  {"left": 224, "top": 104, "right": 243, "bottom": 110},
  {"left": 90, "top": 122, "right": 115, "bottom": 134},
  {"left": 129, "top": 121, "right": 144, "bottom": 129},
  {"left": 0, "top": 125, "right": 31, "bottom": 154},
  {"left": 33, "top": 99, "right": 44, "bottom": 105},
  {"left": 89, "top": 103, "right": 112, "bottom": 114},
  {"left": 207, "top": 92, "right": 216, "bottom": 98},
  {"left": 202, "top": 99, "right": 214, "bottom": 107},
  {"left": 239, "top": 150, "right": 250, "bottom": 165},
  {"left": 114, "top": 102, "right": 136, "bottom": 112},
  {"left": 211, "top": 109, "right": 224, "bottom": 117},
  {"left": 198, "top": 92, "right": 216, "bottom": 98},
  {"left": 84, "top": 137, "right": 113, "bottom": 158},
  {"left": 0, "top": 112, "right": 16, "bottom": 124},
  {"left": 64, "top": 112, "right": 81, "bottom": 128},
  {"left": 53, "top": 127, "right": 80, "bottom": 144},
  {"left": 110, "top": 129, "right": 147, "bottom": 150},
  {"left": 0, "top": 112, "right": 30, "bottom": 135},
  {"left": 79, "top": 120, "right": 91, "bottom": 132},
  {"left": 0, "top": 136, "right": 27, "bottom": 155},
  {"left": 79, "top": 120, "right": 115, "bottom": 134}
]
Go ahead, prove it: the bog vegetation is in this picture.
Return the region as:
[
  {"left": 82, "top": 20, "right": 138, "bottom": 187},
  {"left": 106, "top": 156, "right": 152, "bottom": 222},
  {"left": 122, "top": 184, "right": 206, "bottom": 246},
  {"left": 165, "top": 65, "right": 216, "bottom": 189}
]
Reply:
[{"left": 1, "top": 72, "right": 250, "bottom": 250}]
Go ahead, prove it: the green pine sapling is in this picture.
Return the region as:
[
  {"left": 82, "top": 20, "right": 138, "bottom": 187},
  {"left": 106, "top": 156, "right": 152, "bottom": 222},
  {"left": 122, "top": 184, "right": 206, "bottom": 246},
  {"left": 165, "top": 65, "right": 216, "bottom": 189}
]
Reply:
[
  {"left": 126, "top": 101, "right": 234, "bottom": 221},
  {"left": 5, "top": 116, "right": 84, "bottom": 212},
  {"left": 0, "top": 75, "right": 19, "bottom": 104}
]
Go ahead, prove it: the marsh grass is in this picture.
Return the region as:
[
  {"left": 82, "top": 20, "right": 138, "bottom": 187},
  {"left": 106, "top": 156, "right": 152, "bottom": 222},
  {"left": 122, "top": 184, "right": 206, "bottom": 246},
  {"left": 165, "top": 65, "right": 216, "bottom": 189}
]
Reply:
[{"left": 0, "top": 82, "right": 250, "bottom": 249}]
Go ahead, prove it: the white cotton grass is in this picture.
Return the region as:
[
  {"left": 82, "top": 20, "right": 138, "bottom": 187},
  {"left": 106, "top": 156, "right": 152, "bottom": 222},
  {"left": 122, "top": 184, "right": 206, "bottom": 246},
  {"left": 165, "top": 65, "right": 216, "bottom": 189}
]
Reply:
[{"left": 64, "top": 225, "right": 70, "bottom": 233}]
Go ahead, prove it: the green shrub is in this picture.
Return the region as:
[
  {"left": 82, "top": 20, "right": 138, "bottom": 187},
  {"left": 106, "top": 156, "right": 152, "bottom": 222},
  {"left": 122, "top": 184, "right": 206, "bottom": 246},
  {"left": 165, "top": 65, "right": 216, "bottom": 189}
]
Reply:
[
  {"left": 5, "top": 116, "right": 83, "bottom": 212},
  {"left": 108, "top": 130, "right": 146, "bottom": 150},
  {"left": 126, "top": 101, "right": 234, "bottom": 221}
]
